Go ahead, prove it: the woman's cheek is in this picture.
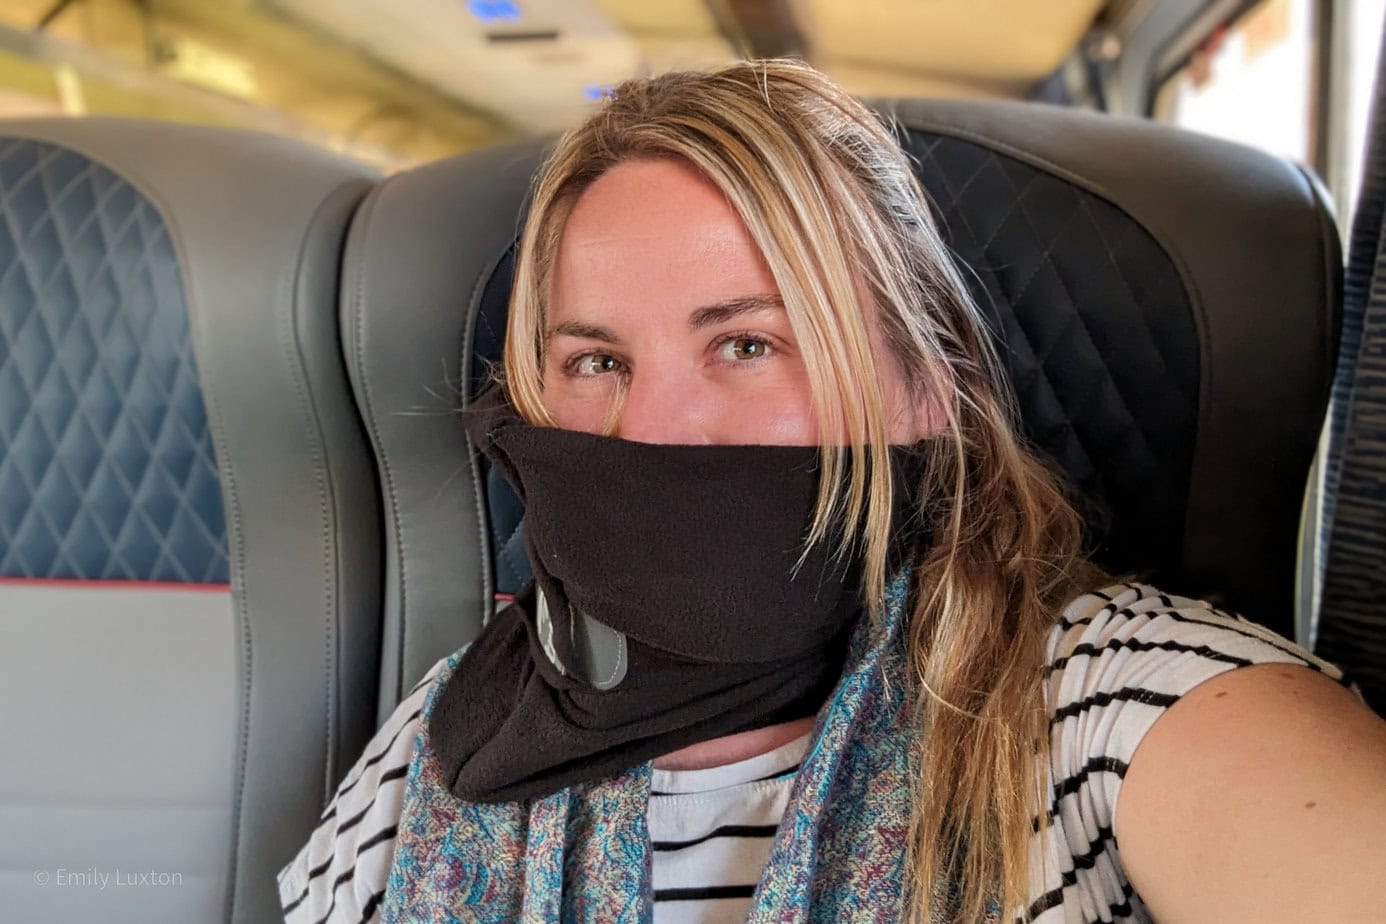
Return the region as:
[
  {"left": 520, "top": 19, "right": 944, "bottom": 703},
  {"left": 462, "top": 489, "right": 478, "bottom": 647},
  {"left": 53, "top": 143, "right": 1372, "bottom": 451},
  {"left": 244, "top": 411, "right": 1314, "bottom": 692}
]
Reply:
[
  {"left": 707, "top": 384, "right": 818, "bottom": 446},
  {"left": 545, "top": 389, "right": 611, "bottom": 435},
  {"left": 755, "top": 401, "right": 819, "bottom": 445}
]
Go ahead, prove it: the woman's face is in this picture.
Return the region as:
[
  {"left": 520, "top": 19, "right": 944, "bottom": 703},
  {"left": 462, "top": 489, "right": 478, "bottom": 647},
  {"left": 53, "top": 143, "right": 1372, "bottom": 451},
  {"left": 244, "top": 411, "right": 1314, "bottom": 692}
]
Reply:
[{"left": 543, "top": 157, "right": 927, "bottom": 445}]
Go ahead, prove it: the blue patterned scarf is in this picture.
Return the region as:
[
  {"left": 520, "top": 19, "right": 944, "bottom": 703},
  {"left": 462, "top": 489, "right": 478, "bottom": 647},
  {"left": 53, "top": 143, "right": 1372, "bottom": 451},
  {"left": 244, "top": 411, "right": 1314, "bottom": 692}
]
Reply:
[{"left": 382, "top": 572, "right": 998, "bottom": 923}]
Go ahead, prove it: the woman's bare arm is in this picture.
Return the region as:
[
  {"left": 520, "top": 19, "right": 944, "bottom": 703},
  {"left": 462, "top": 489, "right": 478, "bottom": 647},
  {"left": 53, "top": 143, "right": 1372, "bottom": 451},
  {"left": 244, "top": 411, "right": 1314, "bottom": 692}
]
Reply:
[{"left": 1117, "top": 663, "right": 1386, "bottom": 922}]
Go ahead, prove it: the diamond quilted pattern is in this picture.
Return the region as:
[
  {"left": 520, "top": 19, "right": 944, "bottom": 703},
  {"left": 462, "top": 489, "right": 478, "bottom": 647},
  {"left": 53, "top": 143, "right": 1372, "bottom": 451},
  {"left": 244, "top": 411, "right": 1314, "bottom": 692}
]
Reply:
[
  {"left": 903, "top": 131, "right": 1198, "bottom": 578},
  {"left": 469, "top": 128, "right": 1201, "bottom": 591},
  {"left": 0, "top": 139, "right": 228, "bottom": 583}
]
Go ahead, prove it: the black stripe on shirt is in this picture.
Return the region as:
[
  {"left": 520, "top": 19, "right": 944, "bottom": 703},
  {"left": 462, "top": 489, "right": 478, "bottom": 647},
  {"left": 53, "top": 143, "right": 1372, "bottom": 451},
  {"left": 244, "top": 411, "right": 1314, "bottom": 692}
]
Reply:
[
  {"left": 325, "top": 707, "right": 423, "bottom": 817},
  {"left": 651, "top": 763, "right": 801, "bottom": 797},
  {"left": 1108, "top": 881, "right": 1138, "bottom": 919},
  {"left": 1068, "top": 598, "right": 1324, "bottom": 678},
  {"left": 1030, "top": 757, "right": 1128, "bottom": 847},
  {"left": 1070, "top": 825, "right": 1116, "bottom": 870},
  {"left": 310, "top": 866, "right": 357, "bottom": 924},
  {"left": 355, "top": 824, "right": 400, "bottom": 857},
  {"left": 286, "top": 824, "right": 401, "bottom": 915},
  {"left": 1058, "top": 600, "right": 1119, "bottom": 631},
  {"left": 288, "top": 769, "right": 412, "bottom": 912},
  {"left": 408, "top": 671, "right": 435, "bottom": 698},
  {"left": 1048, "top": 637, "right": 1255, "bottom": 674},
  {"left": 654, "top": 884, "right": 758, "bottom": 902},
  {"left": 357, "top": 888, "right": 386, "bottom": 924},
  {"left": 1020, "top": 875, "right": 1069, "bottom": 922},
  {"left": 336, "top": 764, "right": 410, "bottom": 839},
  {"left": 1051, "top": 755, "right": 1128, "bottom": 803},
  {"left": 1049, "top": 687, "right": 1179, "bottom": 726},
  {"left": 1015, "top": 827, "right": 1122, "bottom": 922},
  {"left": 1157, "top": 609, "right": 1322, "bottom": 671},
  {"left": 1021, "top": 878, "right": 1134, "bottom": 923},
  {"left": 752, "top": 763, "right": 801, "bottom": 783},
  {"left": 651, "top": 823, "right": 780, "bottom": 852},
  {"left": 307, "top": 832, "right": 407, "bottom": 924},
  {"left": 283, "top": 885, "right": 309, "bottom": 916}
]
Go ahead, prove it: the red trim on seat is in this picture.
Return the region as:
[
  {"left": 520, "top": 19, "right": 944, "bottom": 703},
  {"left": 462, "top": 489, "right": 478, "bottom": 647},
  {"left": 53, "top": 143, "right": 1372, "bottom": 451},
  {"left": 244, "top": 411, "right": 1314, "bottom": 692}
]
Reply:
[
  {"left": 495, "top": 592, "right": 515, "bottom": 603},
  {"left": 0, "top": 577, "right": 232, "bottom": 592}
]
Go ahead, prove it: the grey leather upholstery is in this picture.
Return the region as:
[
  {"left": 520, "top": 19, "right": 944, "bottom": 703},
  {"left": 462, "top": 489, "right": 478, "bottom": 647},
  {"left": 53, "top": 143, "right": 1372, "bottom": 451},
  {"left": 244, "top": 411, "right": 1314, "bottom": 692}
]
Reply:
[
  {"left": 341, "top": 141, "right": 546, "bottom": 723},
  {"left": 347, "top": 100, "right": 1338, "bottom": 715},
  {"left": 0, "top": 119, "right": 382, "bottom": 922}
]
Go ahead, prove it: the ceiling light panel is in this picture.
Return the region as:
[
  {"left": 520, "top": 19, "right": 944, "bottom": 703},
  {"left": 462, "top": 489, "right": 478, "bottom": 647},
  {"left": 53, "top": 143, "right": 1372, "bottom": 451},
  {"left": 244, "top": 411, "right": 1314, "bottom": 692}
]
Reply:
[{"left": 267, "top": 0, "right": 641, "bottom": 131}]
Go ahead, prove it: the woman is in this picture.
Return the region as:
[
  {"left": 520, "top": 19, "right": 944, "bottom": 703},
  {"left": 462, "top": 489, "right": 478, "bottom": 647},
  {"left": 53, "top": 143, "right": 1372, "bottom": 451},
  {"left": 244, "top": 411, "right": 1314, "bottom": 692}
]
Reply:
[{"left": 280, "top": 60, "right": 1386, "bottom": 923}]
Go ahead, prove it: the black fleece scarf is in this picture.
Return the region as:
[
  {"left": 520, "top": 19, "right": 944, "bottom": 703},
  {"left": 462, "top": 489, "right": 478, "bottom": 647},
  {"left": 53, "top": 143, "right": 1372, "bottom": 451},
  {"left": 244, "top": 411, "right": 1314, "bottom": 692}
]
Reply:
[{"left": 429, "top": 386, "right": 924, "bottom": 804}]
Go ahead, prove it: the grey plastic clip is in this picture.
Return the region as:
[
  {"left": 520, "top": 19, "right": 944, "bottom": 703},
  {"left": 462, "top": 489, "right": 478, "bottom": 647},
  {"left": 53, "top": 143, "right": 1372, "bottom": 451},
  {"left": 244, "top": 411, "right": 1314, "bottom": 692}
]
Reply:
[{"left": 536, "top": 590, "right": 628, "bottom": 691}]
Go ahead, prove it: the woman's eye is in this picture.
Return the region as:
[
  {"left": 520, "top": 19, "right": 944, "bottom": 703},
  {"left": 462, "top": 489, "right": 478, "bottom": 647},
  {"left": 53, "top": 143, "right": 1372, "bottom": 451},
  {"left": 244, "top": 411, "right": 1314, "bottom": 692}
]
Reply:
[
  {"left": 572, "top": 353, "right": 622, "bottom": 376},
  {"left": 718, "top": 337, "right": 771, "bottom": 362}
]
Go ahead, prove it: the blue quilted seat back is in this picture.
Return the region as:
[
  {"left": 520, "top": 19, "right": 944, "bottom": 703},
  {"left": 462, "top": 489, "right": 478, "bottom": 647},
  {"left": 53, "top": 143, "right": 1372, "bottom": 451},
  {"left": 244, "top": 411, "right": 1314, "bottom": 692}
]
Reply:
[
  {"left": 0, "top": 120, "right": 382, "bottom": 924},
  {"left": 0, "top": 139, "right": 227, "bottom": 584}
]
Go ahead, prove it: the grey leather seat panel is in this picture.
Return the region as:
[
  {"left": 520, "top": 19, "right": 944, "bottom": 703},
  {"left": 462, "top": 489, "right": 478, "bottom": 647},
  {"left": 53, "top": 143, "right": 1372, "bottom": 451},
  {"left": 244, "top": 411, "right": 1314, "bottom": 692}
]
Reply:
[
  {"left": 0, "top": 119, "right": 383, "bottom": 922},
  {"left": 1, "top": 586, "right": 237, "bottom": 920},
  {"left": 341, "top": 141, "right": 546, "bottom": 721}
]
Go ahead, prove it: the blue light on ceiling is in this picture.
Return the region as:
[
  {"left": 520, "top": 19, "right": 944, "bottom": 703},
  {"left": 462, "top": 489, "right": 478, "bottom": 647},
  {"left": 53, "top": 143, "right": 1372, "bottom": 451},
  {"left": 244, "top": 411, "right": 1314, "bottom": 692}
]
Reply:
[
  {"left": 584, "top": 85, "right": 613, "bottom": 101},
  {"left": 467, "top": 0, "right": 521, "bottom": 24}
]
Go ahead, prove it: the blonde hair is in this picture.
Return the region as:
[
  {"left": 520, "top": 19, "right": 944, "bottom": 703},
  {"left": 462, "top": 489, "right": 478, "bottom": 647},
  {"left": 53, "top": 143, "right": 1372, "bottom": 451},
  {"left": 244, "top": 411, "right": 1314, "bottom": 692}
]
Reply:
[{"left": 502, "top": 59, "right": 1101, "bottom": 920}]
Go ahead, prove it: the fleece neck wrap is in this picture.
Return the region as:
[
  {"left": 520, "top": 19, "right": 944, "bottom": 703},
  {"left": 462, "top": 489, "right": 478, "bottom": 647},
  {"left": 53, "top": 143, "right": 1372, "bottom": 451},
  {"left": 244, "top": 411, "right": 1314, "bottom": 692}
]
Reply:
[{"left": 430, "top": 387, "right": 923, "bottom": 803}]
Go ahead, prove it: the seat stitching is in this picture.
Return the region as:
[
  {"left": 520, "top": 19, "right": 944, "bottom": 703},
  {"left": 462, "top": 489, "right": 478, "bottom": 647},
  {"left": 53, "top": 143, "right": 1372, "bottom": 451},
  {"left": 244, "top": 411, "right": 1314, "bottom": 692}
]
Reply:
[{"left": 1008, "top": 187, "right": 1159, "bottom": 475}]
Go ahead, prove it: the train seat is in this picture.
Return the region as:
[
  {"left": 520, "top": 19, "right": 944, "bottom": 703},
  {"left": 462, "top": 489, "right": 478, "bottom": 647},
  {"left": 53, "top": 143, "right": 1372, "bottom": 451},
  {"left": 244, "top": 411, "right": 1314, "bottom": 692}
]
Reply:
[{"left": 0, "top": 119, "right": 383, "bottom": 923}]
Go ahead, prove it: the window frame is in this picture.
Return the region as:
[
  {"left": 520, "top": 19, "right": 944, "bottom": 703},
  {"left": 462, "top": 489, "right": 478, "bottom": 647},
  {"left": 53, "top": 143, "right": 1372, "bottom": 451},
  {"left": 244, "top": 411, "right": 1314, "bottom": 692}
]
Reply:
[{"left": 1144, "top": 0, "right": 1331, "bottom": 177}]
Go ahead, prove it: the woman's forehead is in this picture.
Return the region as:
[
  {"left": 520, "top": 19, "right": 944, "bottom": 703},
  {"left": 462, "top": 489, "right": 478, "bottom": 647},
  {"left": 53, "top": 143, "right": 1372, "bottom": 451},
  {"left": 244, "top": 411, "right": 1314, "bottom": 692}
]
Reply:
[
  {"left": 550, "top": 159, "right": 780, "bottom": 323},
  {"left": 559, "top": 159, "right": 750, "bottom": 259}
]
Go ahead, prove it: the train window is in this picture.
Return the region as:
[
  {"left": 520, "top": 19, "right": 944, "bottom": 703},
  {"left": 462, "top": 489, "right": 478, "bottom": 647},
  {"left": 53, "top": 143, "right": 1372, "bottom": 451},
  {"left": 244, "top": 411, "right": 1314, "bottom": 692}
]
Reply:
[
  {"left": 1152, "top": 0, "right": 1318, "bottom": 165},
  {"left": 1334, "top": 0, "right": 1386, "bottom": 225}
]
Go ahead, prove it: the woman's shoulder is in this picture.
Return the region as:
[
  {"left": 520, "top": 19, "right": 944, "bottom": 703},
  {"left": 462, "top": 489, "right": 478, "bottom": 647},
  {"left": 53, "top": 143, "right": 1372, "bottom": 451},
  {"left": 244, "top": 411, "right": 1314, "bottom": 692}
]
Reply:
[
  {"left": 1042, "top": 581, "right": 1343, "bottom": 774},
  {"left": 1047, "top": 582, "right": 1341, "bottom": 687},
  {"left": 1028, "top": 584, "right": 1347, "bottom": 922},
  {"left": 277, "top": 654, "right": 452, "bottom": 922}
]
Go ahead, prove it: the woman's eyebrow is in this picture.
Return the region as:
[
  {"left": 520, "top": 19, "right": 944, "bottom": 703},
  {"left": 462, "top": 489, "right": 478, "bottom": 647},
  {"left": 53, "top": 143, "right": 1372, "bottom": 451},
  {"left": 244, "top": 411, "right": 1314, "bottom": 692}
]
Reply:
[
  {"left": 547, "top": 320, "right": 622, "bottom": 344},
  {"left": 687, "top": 294, "right": 785, "bottom": 331}
]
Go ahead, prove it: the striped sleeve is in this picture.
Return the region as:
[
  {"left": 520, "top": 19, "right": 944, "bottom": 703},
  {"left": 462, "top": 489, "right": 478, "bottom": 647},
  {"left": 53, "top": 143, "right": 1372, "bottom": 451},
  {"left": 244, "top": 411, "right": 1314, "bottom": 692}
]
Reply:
[
  {"left": 1025, "top": 583, "right": 1344, "bottom": 924},
  {"left": 277, "top": 658, "right": 447, "bottom": 924}
]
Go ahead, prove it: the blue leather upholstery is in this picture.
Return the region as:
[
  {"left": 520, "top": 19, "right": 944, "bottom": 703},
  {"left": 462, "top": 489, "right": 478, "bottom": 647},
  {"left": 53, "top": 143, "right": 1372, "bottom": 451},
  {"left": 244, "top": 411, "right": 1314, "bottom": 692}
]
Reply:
[{"left": 0, "top": 140, "right": 227, "bottom": 583}]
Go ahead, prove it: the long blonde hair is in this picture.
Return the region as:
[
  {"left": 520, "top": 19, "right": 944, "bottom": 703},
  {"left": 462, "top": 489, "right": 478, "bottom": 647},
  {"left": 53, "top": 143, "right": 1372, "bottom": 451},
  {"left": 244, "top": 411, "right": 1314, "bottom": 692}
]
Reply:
[{"left": 502, "top": 59, "right": 1099, "bottom": 920}]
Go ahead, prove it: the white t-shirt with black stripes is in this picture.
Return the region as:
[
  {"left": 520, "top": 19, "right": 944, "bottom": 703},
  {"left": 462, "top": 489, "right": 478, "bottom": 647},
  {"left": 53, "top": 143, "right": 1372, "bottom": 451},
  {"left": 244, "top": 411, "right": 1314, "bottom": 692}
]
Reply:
[
  {"left": 647, "top": 733, "right": 807, "bottom": 922},
  {"left": 278, "top": 584, "right": 1341, "bottom": 923}
]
